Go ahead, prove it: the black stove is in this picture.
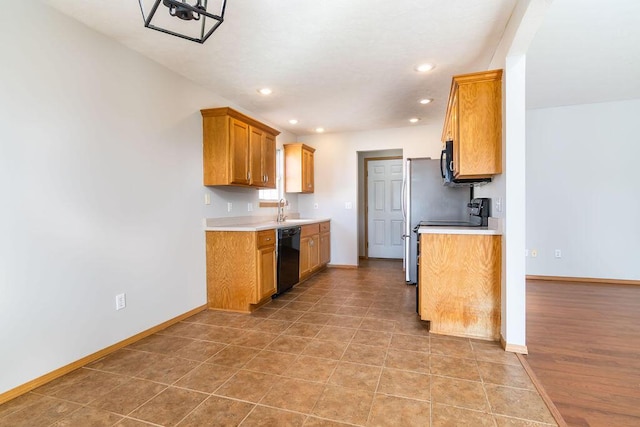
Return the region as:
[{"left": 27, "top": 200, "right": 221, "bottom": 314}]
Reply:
[{"left": 414, "top": 198, "right": 491, "bottom": 230}]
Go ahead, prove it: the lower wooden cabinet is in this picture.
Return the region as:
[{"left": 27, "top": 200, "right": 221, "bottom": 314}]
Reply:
[
  {"left": 419, "top": 233, "right": 501, "bottom": 340},
  {"left": 320, "top": 222, "right": 330, "bottom": 266},
  {"left": 300, "top": 221, "right": 330, "bottom": 280},
  {"left": 206, "top": 229, "right": 276, "bottom": 312}
]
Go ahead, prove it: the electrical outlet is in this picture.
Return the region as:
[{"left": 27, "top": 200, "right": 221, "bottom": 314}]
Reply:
[
  {"left": 115, "top": 293, "right": 126, "bottom": 310},
  {"left": 345, "top": 202, "right": 352, "bottom": 209},
  {"left": 227, "top": 202, "right": 232, "bottom": 212},
  {"left": 525, "top": 249, "right": 529, "bottom": 257},
  {"left": 495, "top": 197, "right": 503, "bottom": 213},
  {"left": 247, "top": 203, "right": 253, "bottom": 212},
  {"left": 555, "top": 249, "right": 562, "bottom": 258},
  {"left": 204, "top": 193, "right": 211, "bottom": 205},
  {"left": 531, "top": 249, "right": 538, "bottom": 258},
  {"left": 314, "top": 203, "right": 319, "bottom": 209}
]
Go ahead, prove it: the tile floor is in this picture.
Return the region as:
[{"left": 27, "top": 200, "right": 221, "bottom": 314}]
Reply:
[{"left": 0, "top": 259, "right": 557, "bottom": 426}]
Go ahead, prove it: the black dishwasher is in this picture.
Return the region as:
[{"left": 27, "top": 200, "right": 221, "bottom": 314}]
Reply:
[{"left": 276, "top": 226, "right": 301, "bottom": 295}]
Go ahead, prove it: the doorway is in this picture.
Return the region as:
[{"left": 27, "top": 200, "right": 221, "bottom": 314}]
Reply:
[{"left": 358, "top": 151, "right": 404, "bottom": 260}]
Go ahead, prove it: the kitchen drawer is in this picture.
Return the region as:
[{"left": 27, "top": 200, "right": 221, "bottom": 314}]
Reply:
[
  {"left": 319, "top": 221, "right": 330, "bottom": 233},
  {"left": 301, "top": 223, "right": 320, "bottom": 238},
  {"left": 257, "top": 229, "right": 276, "bottom": 247}
]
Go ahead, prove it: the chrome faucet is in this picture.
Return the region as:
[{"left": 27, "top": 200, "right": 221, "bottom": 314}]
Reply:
[{"left": 277, "top": 198, "right": 287, "bottom": 222}]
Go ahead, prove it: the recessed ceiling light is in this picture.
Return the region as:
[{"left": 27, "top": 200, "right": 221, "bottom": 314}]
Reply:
[
  {"left": 288, "top": 119, "right": 298, "bottom": 125},
  {"left": 419, "top": 98, "right": 433, "bottom": 105},
  {"left": 315, "top": 127, "right": 325, "bottom": 133},
  {"left": 409, "top": 118, "right": 421, "bottom": 124},
  {"left": 258, "top": 88, "right": 272, "bottom": 95},
  {"left": 415, "top": 63, "right": 435, "bottom": 73}
]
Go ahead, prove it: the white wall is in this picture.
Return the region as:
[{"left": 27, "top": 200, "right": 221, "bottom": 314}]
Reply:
[
  {"left": 299, "top": 125, "right": 443, "bottom": 266},
  {"left": 526, "top": 99, "right": 640, "bottom": 280},
  {"left": 0, "top": 3, "right": 294, "bottom": 394}
]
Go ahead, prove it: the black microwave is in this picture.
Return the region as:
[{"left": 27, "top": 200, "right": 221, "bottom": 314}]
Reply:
[{"left": 440, "top": 140, "right": 491, "bottom": 187}]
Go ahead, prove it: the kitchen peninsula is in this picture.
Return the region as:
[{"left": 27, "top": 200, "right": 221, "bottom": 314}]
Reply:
[
  {"left": 204, "top": 217, "right": 331, "bottom": 313},
  {"left": 417, "top": 223, "right": 502, "bottom": 341}
]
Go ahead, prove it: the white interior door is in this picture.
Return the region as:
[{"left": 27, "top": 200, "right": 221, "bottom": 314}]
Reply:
[{"left": 367, "top": 158, "right": 404, "bottom": 259}]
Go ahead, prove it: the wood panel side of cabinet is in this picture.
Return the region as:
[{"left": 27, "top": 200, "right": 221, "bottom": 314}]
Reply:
[
  {"left": 284, "top": 144, "right": 303, "bottom": 193},
  {"left": 284, "top": 143, "right": 315, "bottom": 193},
  {"left": 202, "top": 115, "right": 230, "bottom": 185},
  {"left": 420, "top": 234, "right": 501, "bottom": 340},
  {"left": 206, "top": 231, "right": 257, "bottom": 312},
  {"left": 302, "top": 148, "right": 314, "bottom": 193},
  {"left": 457, "top": 78, "right": 502, "bottom": 177}
]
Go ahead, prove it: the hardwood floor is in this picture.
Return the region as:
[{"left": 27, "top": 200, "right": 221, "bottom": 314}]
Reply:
[{"left": 525, "top": 279, "right": 640, "bottom": 427}]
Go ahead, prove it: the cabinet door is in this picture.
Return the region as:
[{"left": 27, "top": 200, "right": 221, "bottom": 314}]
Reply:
[
  {"left": 320, "top": 232, "right": 330, "bottom": 266},
  {"left": 300, "top": 236, "right": 311, "bottom": 277},
  {"left": 302, "top": 148, "right": 314, "bottom": 193},
  {"left": 309, "top": 235, "right": 320, "bottom": 271},
  {"left": 229, "top": 118, "right": 250, "bottom": 185},
  {"left": 262, "top": 133, "right": 276, "bottom": 189},
  {"left": 257, "top": 244, "right": 276, "bottom": 301},
  {"left": 249, "top": 126, "right": 263, "bottom": 186}
]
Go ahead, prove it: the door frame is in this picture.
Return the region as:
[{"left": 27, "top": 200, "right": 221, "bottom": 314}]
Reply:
[{"left": 363, "top": 156, "right": 403, "bottom": 259}]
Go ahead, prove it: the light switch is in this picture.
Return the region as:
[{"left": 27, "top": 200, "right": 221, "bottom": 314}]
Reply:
[
  {"left": 345, "top": 202, "right": 352, "bottom": 209},
  {"left": 204, "top": 193, "right": 211, "bottom": 205}
]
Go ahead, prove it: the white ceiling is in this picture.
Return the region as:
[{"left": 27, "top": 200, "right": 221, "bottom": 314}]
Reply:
[
  {"left": 44, "top": 0, "right": 517, "bottom": 136},
  {"left": 42, "top": 0, "right": 640, "bottom": 134},
  {"left": 527, "top": 0, "right": 640, "bottom": 109}
]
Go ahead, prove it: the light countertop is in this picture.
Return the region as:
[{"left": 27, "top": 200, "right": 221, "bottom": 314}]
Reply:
[
  {"left": 417, "top": 217, "right": 502, "bottom": 235},
  {"left": 204, "top": 216, "right": 331, "bottom": 232},
  {"left": 417, "top": 225, "right": 501, "bottom": 235}
]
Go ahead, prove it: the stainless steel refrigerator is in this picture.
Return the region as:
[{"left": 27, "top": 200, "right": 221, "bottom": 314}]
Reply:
[{"left": 402, "top": 158, "right": 470, "bottom": 284}]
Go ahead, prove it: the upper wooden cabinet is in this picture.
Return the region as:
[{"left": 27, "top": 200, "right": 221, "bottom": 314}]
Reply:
[
  {"left": 201, "top": 107, "right": 280, "bottom": 188},
  {"left": 442, "top": 69, "right": 503, "bottom": 179},
  {"left": 284, "top": 143, "right": 315, "bottom": 193}
]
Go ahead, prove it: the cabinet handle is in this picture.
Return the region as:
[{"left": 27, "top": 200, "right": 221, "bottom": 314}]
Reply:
[
  {"left": 247, "top": 171, "right": 251, "bottom": 181},
  {"left": 265, "top": 238, "right": 271, "bottom": 241}
]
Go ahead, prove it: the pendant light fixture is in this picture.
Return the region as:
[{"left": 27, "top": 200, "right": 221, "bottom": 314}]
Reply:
[{"left": 138, "top": 0, "right": 227, "bottom": 44}]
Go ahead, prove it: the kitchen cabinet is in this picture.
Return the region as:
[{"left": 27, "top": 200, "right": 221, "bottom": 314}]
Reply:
[
  {"left": 441, "top": 69, "right": 502, "bottom": 179},
  {"left": 300, "top": 221, "right": 330, "bottom": 280},
  {"left": 300, "top": 223, "right": 320, "bottom": 279},
  {"left": 419, "top": 233, "right": 501, "bottom": 340},
  {"left": 206, "top": 229, "right": 276, "bottom": 312},
  {"left": 284, "top": 143, "right": 315, "bottom": 193},
  {"left": 201, "top": 107, "right": 280, "bottom": 188},
  {"left": 319, "top": 221, "right": 331, "bottom": 266}
]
